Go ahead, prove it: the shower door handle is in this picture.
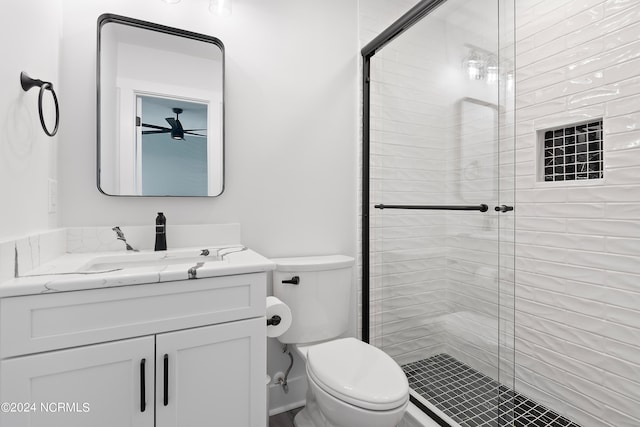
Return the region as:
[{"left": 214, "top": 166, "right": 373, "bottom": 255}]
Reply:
[{"left": 494, "top": 205, "right": 513, "bottom": 213}]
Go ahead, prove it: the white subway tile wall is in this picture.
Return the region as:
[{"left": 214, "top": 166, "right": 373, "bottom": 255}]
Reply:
[
  {"left": 516, "top": 0, "right": 640, "bottom": 425},
  {"left": 368, "top": 14, "right": 452, "bottom": 363}
]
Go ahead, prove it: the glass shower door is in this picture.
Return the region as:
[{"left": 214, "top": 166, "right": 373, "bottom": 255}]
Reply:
[{"left": 365, "top": 0, "right": 515, "bottom": 425}]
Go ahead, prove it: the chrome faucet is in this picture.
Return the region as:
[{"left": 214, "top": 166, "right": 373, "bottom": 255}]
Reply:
[{"left": 112, "top": 226, "right": 138, "bottom": 252}]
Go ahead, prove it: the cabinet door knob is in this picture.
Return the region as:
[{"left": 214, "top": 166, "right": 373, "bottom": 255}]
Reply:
[
  {"left": 140, "top": 358, "right": 146, "bottom": 412},
  {"left": 163, "top": 354, "right": 169, "bottom": 406}
]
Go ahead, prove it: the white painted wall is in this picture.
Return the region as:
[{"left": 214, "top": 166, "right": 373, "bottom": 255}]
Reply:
[
  {"left": 59, "top": 0, "right": 358, "bottom": 413},
  {"left": 0, "top": 0, "right": 62, "bottom": 241}
]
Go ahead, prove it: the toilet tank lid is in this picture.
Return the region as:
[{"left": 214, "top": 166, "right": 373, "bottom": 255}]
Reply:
[{"left": 271, "top": 255, "right": 354, "bottom": 272}]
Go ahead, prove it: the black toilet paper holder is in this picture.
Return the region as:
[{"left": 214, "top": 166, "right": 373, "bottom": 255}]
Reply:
[{"left": 266, "top": 315, "right": 282, "bottom": 326}]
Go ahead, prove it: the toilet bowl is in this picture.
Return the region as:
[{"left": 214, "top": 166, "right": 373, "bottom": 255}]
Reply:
[
  {"left": 272, "top": 256, "right": 409, "bottom": 427},
  {"left": 294, "top": 338, "right": 409, "bottom": 427},
  {"left": 302, "top": 372, "right": 408, "bottom": 427}
]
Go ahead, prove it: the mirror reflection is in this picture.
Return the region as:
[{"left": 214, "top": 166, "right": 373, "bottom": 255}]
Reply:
[
  {"left": 139, "top": 96, "right": 209, "bottom": 196},
  {"left": 457, "top": 97, "right": 497, "bottom": 204},
  {"left": 97, "top": 14, "right": 224, "bottom": 197}
]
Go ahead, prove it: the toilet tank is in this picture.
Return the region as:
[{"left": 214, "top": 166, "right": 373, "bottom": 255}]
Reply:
[{"left": 272, "top": 255, "right": 354, "bottom": 344}]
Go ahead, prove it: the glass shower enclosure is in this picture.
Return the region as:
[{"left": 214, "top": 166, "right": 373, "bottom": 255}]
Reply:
[{"left": 361, "top": 0, "right": 516, "bottom": 425}]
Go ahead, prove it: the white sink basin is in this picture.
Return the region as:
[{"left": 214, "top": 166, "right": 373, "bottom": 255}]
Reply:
[{"left": 79, "top": 250, "right": 224, "bottom": 272}]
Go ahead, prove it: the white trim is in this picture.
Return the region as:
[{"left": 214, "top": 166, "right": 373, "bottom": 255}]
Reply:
[
  {"left": 268, "top": 400, "right": 306, "bottom": 417},
  {"left": 268, "top": 374, "right": 308, "bottom": 416}
]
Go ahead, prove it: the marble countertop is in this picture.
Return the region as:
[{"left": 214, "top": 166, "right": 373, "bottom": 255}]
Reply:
[{"left": 0, "top": 246, "right": 275, "bottom": 298}]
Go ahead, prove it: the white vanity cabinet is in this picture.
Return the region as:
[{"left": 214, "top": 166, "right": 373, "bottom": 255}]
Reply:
[
  {"left": 0, "top": 273, "right": 267, "bottom": 427},
  {"left": 156, "top": 318, "right": 265, "bottom": 427},
  {"left": 1, "top": 336, "right": 155, "bottom": 427}
]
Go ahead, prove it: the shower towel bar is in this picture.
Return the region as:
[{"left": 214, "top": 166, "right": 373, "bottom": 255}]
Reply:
[{"left": 374, "top": 203, "right": 488, "bottom": 212}]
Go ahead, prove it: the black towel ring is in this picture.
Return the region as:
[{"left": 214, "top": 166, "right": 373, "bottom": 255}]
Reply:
[{"left": 20, "top": 72, "right": 60, "bottom": 137}]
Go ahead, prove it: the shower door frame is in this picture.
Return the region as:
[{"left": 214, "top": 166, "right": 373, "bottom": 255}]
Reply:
[
  {"left": 360, "top": 1, "right": 450, "bottom": 424},
  {"left": 360, "top": 0, "right": 511, "bottom": 425},
  {"left": 361, "top": 0, "right": 449, "bottom": 343}
]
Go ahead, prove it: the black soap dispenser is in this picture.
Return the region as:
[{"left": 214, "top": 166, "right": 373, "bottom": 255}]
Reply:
[{"left": 155, "top": 212, "right": 167, "bottom": 251}]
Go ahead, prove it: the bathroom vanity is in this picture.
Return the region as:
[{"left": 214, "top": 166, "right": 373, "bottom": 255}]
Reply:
[{"left": 0, "top": 245, "right": 274, "bottom": 427}]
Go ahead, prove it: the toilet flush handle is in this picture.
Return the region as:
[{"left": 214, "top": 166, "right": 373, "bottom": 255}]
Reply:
[{"left": 282, "top": 276, "right": 300, "bottom": 285}]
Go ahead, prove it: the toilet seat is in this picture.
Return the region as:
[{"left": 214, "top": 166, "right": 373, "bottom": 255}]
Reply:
[{"left": 306, "top": 338, "right": 409, "bottom": 411}]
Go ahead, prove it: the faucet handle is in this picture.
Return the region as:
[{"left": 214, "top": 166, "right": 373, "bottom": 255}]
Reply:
[
  {"left": 112, "top": 226, "right": 125, "bottom": 239},
  {"left": 112, "top": 226, "right": 138, "bottom": 251}
]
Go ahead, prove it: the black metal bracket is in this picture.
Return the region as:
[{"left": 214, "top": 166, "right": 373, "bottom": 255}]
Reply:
[
  {"left": 267, "top": 315, "right": 282, "bottom": 326},
  {"left": 20, "top": 72, "right": 59, "bottom": 137}
]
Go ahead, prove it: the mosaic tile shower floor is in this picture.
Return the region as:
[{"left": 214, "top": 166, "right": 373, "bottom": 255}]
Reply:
[{"left": 403, "top": 354, "right": 581, "bottom": 427}]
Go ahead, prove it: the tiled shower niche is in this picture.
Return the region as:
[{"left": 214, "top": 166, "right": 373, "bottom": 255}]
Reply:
[{"left": 540, "top": 120, "right": 603, "bottom": 182}]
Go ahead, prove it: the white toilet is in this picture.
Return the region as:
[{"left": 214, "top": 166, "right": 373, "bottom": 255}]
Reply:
[{"left": 273, "top": 255, "right": 409, "bottom": 427}]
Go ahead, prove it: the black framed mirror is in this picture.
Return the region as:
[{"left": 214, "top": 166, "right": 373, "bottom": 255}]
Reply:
[{"left": 97, "top": 14, "right": 224, "bottom": 197}]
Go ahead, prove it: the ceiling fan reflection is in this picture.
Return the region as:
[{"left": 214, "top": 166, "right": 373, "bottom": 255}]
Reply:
[{"left": 141, "top": 108, "right": 206, "bottom": 141}]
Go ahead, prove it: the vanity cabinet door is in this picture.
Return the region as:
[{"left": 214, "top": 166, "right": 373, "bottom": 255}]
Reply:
[
  {"left": 156, "top": 317, "right": 266, "bottom": 427},
  {"left": 0, "top": 336, "right": 154, "bottom": 427}
]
